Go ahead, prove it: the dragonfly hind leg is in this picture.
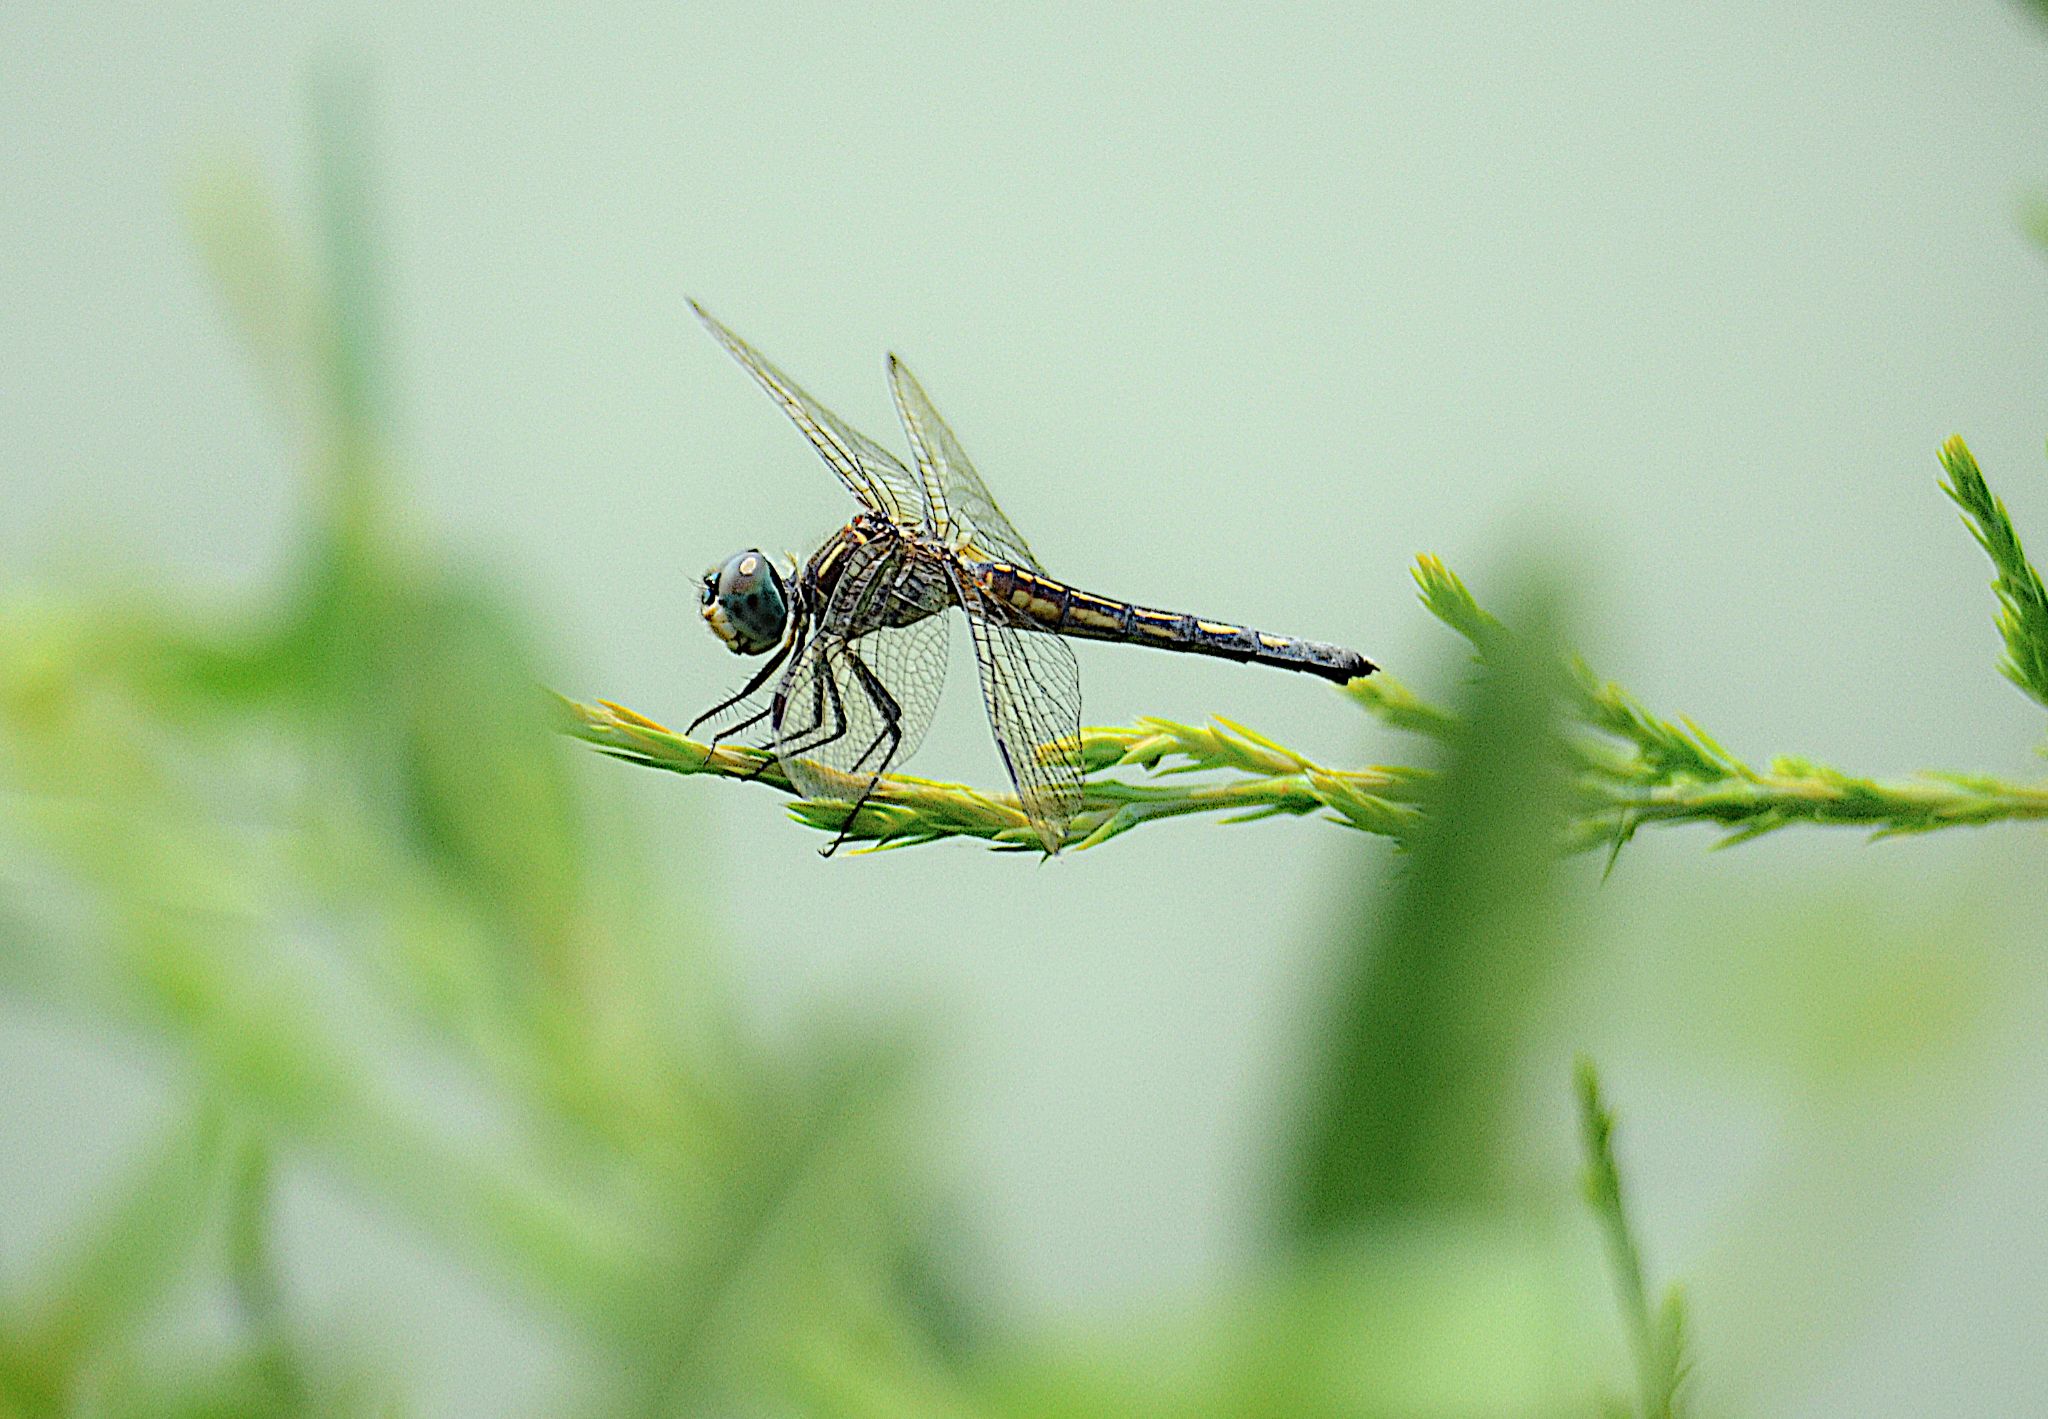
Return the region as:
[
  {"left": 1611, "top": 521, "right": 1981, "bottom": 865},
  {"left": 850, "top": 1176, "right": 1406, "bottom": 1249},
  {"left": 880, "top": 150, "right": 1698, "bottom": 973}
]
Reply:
[
  {"left": 768, "top": 642, "right": 910, "bottom": 856},
  {"left": 818, "top": 650, "right": 908, "bottom": 856}
]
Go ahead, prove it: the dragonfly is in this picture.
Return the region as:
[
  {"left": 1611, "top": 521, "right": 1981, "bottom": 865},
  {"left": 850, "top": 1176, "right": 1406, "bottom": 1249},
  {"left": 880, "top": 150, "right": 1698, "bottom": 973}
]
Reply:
[{"left": 685, "top": 301, "right": 1376, "bottom": 855}]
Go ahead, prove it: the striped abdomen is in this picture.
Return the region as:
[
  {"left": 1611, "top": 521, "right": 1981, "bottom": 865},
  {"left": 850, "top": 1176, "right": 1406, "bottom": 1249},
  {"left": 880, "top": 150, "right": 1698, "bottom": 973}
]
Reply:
[{"left": 972, "top": 562, "right": 1375, "bottom": 684}]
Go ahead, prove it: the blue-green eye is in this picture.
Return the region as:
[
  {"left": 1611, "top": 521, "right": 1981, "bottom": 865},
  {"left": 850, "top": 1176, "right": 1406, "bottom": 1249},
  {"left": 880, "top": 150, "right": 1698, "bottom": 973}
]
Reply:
[{"left": 701, "top": 549, "right": 788, "bottom": 655}]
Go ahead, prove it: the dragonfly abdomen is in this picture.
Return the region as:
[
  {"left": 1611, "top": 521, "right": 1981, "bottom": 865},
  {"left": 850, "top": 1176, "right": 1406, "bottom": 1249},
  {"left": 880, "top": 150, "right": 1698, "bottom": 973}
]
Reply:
[{"left": 973, "top": 562, "right": 1375, "bottom": 685}]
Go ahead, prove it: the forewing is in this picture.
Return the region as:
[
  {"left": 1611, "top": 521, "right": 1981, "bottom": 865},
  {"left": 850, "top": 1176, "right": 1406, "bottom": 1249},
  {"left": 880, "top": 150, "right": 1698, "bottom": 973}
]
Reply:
[
  {"left": 888, "top": 355, "right": 1045, "bottom": 571},
  {"left": 692, "top": 300, "right": 930, "bottom": 530},
  {"left": 954, "top": 575, "right": 1083, "bottom": 853}
]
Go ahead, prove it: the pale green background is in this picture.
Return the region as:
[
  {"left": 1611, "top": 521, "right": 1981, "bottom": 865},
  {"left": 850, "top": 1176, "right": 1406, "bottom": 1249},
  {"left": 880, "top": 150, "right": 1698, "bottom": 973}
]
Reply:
[{"left": 7, "top": 1, "right": 2048, "bottom": 1414}]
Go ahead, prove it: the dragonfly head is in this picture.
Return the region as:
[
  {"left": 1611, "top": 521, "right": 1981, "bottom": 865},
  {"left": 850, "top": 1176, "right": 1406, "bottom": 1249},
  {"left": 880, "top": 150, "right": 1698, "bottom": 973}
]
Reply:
[{"left": 700, "top": 549, "right": 790, "bottom": 655}]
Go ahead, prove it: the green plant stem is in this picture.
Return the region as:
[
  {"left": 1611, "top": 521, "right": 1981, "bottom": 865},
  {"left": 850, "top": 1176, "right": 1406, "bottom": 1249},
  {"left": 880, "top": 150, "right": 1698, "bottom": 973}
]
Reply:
[
  {"left": 565, "top": 699, "right": 1426, "bottom": 853},
  {"left": 563, "top": 691, "right": 2048, "bottom": 856}
]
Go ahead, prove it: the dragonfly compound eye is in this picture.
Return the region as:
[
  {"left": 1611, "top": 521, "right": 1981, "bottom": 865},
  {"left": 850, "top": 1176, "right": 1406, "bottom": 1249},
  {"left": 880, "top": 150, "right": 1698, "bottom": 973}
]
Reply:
[{"left": 702, "top": 549, "right": 789, "bottom": 655}]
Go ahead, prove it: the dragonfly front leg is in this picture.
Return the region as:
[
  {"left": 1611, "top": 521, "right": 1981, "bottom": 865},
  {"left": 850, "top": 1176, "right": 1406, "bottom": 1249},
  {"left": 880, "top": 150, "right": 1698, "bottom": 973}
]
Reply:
[
  {"left": 688, "top": 634, "right": 797, "bottom": 740},
  {"left": 719, "top": 704, "right": 778, "bottom": 774},
  {"left": 717, "top": 705, "right": 772, "bottom": 744}
]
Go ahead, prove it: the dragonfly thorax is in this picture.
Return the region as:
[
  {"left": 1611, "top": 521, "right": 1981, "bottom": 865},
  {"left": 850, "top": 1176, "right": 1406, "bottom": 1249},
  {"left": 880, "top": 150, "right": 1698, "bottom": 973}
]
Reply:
[
  {"left": 700, "top": 549, "right": 790, "bottom": 655},
  {"left": 805, "top": 517, "right": 956, "bottom": 634}
]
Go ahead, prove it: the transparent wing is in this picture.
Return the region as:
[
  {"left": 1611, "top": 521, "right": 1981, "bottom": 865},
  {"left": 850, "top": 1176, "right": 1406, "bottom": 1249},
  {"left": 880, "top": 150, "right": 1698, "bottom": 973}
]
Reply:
[
  {"left": 774, "top": 621, "right": 948, "bottom": 806},
  {"left": 954, "top": 574, "right": 1083, "bottom": 853},
  {"left": 887, "top": 354, "right": 1046, "bottom": 571},
  {"left": 691, "top": 300, "right": 931, "bottom": 530},
  {"left": 773, "top": 559, "right": 949, "bottom": 809}
]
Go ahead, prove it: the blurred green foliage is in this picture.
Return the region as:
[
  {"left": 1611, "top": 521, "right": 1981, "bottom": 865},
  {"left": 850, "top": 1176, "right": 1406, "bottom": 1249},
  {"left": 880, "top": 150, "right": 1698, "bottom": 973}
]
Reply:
[
  {"left": 1, "top": 70, "right": 2037, "bottom": 1419},
  {"left": 0, "top": 81, "right": 956, "bottom": 1419}
]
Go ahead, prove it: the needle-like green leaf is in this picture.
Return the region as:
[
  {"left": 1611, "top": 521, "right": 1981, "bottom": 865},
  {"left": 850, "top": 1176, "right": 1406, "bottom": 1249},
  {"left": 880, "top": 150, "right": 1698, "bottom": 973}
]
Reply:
[{"left": 1939, "top": 434, "right": 2048, "bottom": 709}]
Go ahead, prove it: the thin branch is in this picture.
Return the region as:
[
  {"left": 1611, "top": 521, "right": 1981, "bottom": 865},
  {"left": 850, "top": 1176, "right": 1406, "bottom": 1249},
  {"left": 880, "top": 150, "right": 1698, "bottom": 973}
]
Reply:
[
  {"left": 1576, "top": 1060, "right": 1687, "bottom": 1419},
  {"left": 563, "top": 686, "right": 2048, "bottom": 856},
  {"left": 562, "top": 698, "right": 1424, "bottom": 854}
]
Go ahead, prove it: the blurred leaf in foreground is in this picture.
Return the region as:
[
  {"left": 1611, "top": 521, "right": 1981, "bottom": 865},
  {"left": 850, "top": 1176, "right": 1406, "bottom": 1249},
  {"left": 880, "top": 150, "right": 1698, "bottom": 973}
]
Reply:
[
  {"left": 971, "top": 566, "right": 1597, "bottom": 1419},
  {"left": 1280, "top": 563, "right": 1578, "bottom": 1236},
  {"left": 0, "top": 1106, "right": 233, "bottom": 1410}
]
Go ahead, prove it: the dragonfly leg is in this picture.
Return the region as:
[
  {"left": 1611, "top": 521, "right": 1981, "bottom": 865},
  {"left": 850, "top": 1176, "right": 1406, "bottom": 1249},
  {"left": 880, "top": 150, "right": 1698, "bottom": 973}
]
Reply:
[
  {"left": 717, "top": 705, "right": 776, "bottom": 765},
  {"left": 714, "top": 705, "right": 771, "bottom": 744},
  {"left": 769, "top": 654, "right": 842, "bottom": 759},
  {"left": 688, "top": 636, "right": 795, "bottom": 738},
  {"left": 818, "top": 649, "right": 906, "bottom": 857},
  {"left": 739, "top": 671, "right": 819, "bottom": 783},
  {"left": 761, "top": 644, "right": 857, "bottom": 786}
]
